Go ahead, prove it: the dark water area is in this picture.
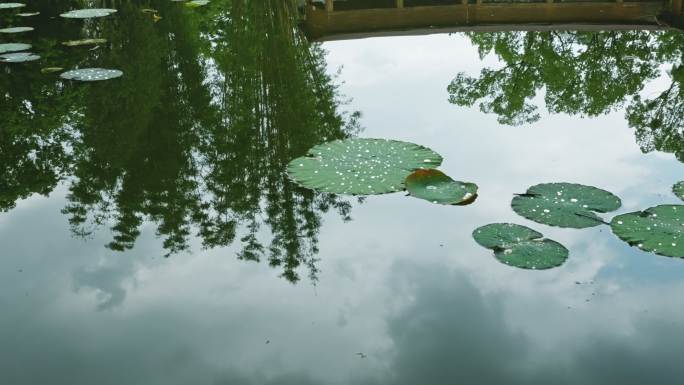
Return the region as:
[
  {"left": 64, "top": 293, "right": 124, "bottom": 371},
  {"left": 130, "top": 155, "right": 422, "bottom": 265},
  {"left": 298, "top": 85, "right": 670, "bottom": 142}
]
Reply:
[{"left": 1, "top": 1, "right": 684, "bottom": 384}]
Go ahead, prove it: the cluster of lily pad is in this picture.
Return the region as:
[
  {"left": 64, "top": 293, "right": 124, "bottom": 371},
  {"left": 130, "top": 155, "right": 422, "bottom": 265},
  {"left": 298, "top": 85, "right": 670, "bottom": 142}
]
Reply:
[
  {"left": 286, "top": 138, "right": 683, "bottom": 271},
  {"left": 286, "top": 138, "right": 478, "bottom": 205},
  {"left": 0, "top": 3, "right": 123, "bottom": 79},
  {"left": 474, "top": 181, "right": 684, "bottom": 270}
]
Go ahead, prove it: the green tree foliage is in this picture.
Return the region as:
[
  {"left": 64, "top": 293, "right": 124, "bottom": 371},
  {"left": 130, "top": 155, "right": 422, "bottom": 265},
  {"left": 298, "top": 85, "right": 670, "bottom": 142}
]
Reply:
[
  {"left": 0, "top": 0, "right": 361, "bottom": 283},
  {"left": 627, "top": 61, "right": 684, "bottom": 162},
  {"left": 448, "top": 31, "right": 684, "bottom": 160}
]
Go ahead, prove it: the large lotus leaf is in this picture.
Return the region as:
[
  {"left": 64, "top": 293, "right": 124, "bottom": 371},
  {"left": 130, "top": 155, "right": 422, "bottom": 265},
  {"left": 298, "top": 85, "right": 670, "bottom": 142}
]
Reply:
[
  {"left": 611, "top": 205, "right": 684, "bottom": 258},
  {"left": 511, "top": 182, "right": 621, "bottom": 228},
  {"left": 405, "top": 169, "right": 478, "bottom": 205},
  {"left": 0, "top": 26, "right": 33, "bottom": 33},
  {"left": 62, "top": 38, "right": 107, "bottom": 47},
  {"left": 473, "top": 223, "right": 568, "bottom": 269},
  {"left": 0, "top": 52, "right": 39, "bottom": 62},
  {"left": 287, "top": 138, "right": 442, "bottom": 195},
  {"left": 0, "top": 43, "right": 30, "bottom": 53},
  {"left": 674, "top": 182, "right": 684, "bottom": 202},
  {"left": 60, "top": 68, "right": 122, "bottom": 81},
  {"left": 60, "top": 8, "right": 117, "bottom": 18},
  {"left": 0, "top": 3, "right": 25, "bottom": 9}
]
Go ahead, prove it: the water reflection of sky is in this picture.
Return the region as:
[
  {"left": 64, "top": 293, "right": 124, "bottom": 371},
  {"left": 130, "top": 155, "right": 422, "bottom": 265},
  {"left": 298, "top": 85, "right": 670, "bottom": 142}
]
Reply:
[{"left": 2, "top": 33, "right": 684, "bottom": 384}]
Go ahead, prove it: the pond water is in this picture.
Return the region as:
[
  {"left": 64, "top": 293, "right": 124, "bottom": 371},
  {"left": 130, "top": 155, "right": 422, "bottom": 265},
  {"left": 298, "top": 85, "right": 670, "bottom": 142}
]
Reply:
[{"left": 1, "top": 1, "right": 684, "bottom": 384}]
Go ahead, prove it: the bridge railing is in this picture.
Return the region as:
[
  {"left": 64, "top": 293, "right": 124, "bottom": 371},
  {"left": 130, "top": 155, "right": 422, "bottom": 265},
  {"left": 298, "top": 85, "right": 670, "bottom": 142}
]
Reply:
[{"left": 303, "top": 0, "right": 683, "bottom": 41}]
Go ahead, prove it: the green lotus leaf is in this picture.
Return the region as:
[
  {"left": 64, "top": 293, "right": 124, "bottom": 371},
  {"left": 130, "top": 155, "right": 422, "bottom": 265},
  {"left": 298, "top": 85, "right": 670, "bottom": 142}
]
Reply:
[
  {"left": 0, "top": 3, "right": 25, "bottom": 9},
  {"left": 674, "top": 181, "right": 684, "bottom": 202},
  {"left": 405, "top": 169, "right": 478, "bottom": 205},
  {"left": 60, "top": 8, "right": 117, "bottom": 18},
  {"left": 287, "top": 138, "right": 442, "bottom": 195},
  {"left": 60, "top": 68, "right": 123, "bottom": 81},
  {"left": 473, "top": 223, "right": 568, "bottom": 270},
  {"left": 0, "top": 43, "right": 31, "bottom": 54},
  {"left": 17, "top": 11, "right": 39, "bottom": 16},
  {"left": 511, "top": 182, "right": 621, "bottom": 228},
  {"left": 0, "top": 52, "right": 39, "bottom": 62},
  {"left": 62, "top": 38, "right": 107, "bottom": 47},
  {"left": 610, "top": 205, "right": 684, "bottom": 258},
  {"left": 0, "top": 26, "right": 33, "bottom": 33}
]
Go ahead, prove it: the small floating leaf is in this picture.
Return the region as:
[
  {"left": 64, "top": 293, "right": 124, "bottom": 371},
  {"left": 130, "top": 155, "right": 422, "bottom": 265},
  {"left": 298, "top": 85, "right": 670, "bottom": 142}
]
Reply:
[
  {"left": 60, "top": 68, "right": 122, "bottom": 81},
  {"left": 17, "top": 11, "right": 39, "bottom": 16},
  {"left": 511, "top": 182, "right": 621, "bottom": 228},
  {"left": 473, "top": 223, "right": 568, "bottom": 269},
  {"left": 0, "top": 3, "right": 25, "bottom": 9},
  {"left": 41, "top": 66, "right": 63, "bottom": 74},
  {"left": 405, "top": 169, "right": 478, "bottom": 205},
  {"left": 62, "top": 38, "right": 107, "bottom": 47},
  {"left": 611, "top": 205, "right": 684, "bottom": 258},
  {"left": 287, "top": 138, "right": 442, "bottom": 195},
  {"left": 674, "top": 181, "right": 684, "bottom": 202},
  {"left": 60, "top": 8, "right": 117, "bottom": 19},
  {"left": 0, "top": 51, "right": 39, "bottom": 62},
  {"left": 0, "top": 43, "right": 31, "bottom": 53},
  {"left": 186, "top": 0, "right": 210, "bottom": 7},
  {"left": 0, "top": 26, "right": 33, "bottom": 33}
]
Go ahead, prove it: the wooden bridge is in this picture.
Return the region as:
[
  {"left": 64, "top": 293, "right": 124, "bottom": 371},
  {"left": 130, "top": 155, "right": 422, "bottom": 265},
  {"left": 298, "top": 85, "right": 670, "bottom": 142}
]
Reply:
[{"left": 301, "top": 0, "right": 684, "bottom": 41}]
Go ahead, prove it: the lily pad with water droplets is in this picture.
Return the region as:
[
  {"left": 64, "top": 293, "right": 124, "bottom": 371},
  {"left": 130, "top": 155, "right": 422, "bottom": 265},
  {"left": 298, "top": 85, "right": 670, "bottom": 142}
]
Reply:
[
  {"left": 60, "top": 8, "right": 117, "bottom": 19},
  {"left": 0, "top": 3, "right": 25, "bottom": 9},
  {"left": 405, "top": 169, "right": 478, "bottom": 205},
  {"left": 511, "top": 182, "right": 621, "bottom": 228},
  {"left": 0, "top": 26, "right": 33, "bottom": 33},
  {"left": 0, "top": 51, "right": 39, "bottom": 62},
  {"left": 0, "top": 43, "right": 30, "bottom": 54},
  {"left": 674, "top": 182, "right": 684, "bottom": 202},
  {"left": 473, "top": 223, "right": 568, "bottom": 270},
  {"left": 611, "top": 205, "right": 684, "bottom": 258},
  {"left": 60, "top": 68, "right": 123, "bottom": 81},
  {"left": 287, "top": 138, "right": 442, "bottom": 195}
]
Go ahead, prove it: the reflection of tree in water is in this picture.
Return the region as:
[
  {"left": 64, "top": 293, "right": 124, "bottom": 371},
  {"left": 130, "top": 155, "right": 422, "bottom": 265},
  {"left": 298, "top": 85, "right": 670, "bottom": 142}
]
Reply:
[
  {"left": 0, "top": 1, "right": 87, "bottom": 212},
  {"left": 628, "top": 57, "right": 684, "bottom": 162},
  {"left": 448, "top": 31, "right": 684, "bottom": 161},
  {"left": 197, "top": 0, "right": 361, "bottom": 282},
  {"left": 0, "top": 69, "right": 78, "bottom": 211},
  {"left": 0, "top": 0, "right": 360, "bottom": 283}
]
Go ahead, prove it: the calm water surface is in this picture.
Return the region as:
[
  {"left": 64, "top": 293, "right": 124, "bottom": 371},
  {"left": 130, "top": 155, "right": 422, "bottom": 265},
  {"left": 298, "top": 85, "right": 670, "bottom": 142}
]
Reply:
[{"left": 1, "top": 1, "right": 684, "bottom": 384}]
